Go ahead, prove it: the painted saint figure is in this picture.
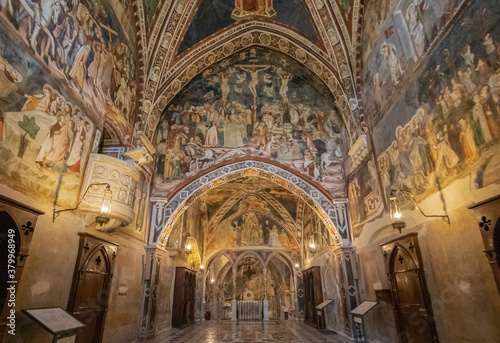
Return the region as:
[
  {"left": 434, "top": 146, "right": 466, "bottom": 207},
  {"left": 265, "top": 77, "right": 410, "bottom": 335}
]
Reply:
[{"left": 381, "top": 42, "right": 404, "bottom": 85}]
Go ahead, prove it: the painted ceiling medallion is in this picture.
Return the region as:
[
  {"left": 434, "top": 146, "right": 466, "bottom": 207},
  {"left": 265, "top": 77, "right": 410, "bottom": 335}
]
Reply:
[{"left": 232, "top": 0, "right": 276, "bottom": 21}]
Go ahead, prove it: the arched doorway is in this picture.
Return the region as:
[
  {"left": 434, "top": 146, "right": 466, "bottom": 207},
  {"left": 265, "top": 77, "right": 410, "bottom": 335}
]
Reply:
[
  {"left": 141, "top": 42, "right": 360, "bottom": 336},
  {"left": 382, "top": 234, "right": 439, "bottom": 343}
]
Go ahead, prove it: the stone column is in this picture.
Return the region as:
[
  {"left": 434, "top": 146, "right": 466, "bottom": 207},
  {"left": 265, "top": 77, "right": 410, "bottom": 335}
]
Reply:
[
  {"left": 201, "top": 270, "right": 206, "bottom": 321},
  {"left": 263, "top": 268, "right": 269, "bottom": 321},
  {"left": 335, "top": 246, "right": 361, "bottom": 337},
  {"left": 139, "top": 245, "right": 164, "bottom": 340},
  {"left": 231, "top": 266, "right": 237, "bottom": 321}
]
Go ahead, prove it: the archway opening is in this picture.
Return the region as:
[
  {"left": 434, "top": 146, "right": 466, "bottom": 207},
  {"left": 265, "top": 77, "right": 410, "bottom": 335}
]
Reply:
[{"left": 161, "top": 173, "right": 346, "bottom": 323}]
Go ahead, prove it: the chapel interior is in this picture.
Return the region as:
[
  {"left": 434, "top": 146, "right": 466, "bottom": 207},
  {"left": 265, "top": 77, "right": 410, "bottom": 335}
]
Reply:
[{"left": 1, "top": 0, "right": 500, "bottom": 342}]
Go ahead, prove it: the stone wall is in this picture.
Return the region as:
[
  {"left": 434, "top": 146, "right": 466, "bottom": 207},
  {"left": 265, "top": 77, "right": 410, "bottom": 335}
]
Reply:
[{"left": 354, "top": 0, "right": 500, "bottom": 341}]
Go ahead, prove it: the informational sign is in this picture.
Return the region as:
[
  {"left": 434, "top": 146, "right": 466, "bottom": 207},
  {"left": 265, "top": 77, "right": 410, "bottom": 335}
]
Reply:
[
  {"left": 315, "top": 299, "right": 334, "bottom": 310},
  {"left": 351, "top": 301, "right": 378, "bottom": 316},
  {"left": 22, "top": 308, "right": 84, "bottom": 335}
]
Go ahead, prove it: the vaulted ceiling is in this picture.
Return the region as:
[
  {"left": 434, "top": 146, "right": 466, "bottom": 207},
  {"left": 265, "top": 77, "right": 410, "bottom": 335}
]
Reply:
[
  {"left": 134, "top": 0, "right": 367, "bottom": 145},
  {"left": 163, "top": 174, "right": 338, "bottom": 263}
]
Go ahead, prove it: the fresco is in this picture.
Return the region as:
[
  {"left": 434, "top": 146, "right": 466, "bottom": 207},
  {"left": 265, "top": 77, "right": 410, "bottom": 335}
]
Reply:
[
  {"left": 355, "top": 0, "right": 500, "bottom": 236},
  {"left": 302, "top": 204, "right": 335, "bottom": 260},
  {"left": 223, "top": 257, "right": 265, "bottom": 301},
  {"left": 178, "top": 0, "right": 320, "bottom": 54},
  {"left": 0, "top": 0, "right": 137, "bottom": 137},
  {"left": 336, "top": 0, "right": 353, "bottom": 31},
  {"left": 145, "top": 0, "right": 162, "bottom": 24},
  {"left": 206, "top": 211, "right": 298, "bottom": 256},
  {"left": 109, "top": 0, "right": 135, "bottom": 41},
  {"left": 347, "top": 156, "right": 385, "bottom": 238},
  {"left": 221, "top": 256, "right": 290, "bottom": 307},
  {"left": 154, "top": 47, "right": 348, "bottom": 197},
  {"left": 0, "top": 25, "right": 95, "bottom": 207},
  {"left": 362, "top": 0, "right": 464, "bottom": 127}
]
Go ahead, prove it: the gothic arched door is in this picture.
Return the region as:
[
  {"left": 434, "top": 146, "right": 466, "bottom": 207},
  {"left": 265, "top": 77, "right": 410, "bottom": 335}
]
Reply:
[
  {"left": 382, "top": 234, "right": 439, "bottom": 343},
  {"left": 67, "top": 233, "right": 118, "bottom": 343}
]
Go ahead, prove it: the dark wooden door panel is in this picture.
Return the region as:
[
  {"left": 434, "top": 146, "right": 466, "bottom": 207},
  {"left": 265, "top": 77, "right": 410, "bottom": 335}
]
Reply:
[
  {"left": 381, "top": 234, "right": 439, "bottom": 343},
  {"left": 67, "top": 234, "right": 118, "bottom": 343}
]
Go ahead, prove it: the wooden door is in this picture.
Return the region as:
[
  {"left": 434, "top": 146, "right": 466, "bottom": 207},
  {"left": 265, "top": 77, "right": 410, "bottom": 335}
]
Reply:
[
  {"left": 303, "top": 266, "right": 323, "bottom": 325},
  {"left": 381, "top": 234, "right": 439, "bottom": 343},
  {"left": 67, "top": 233, "right": 118, "bottom": 343},
  {"left": 172, "top": 267, "right": 196, "bottom": 327}
]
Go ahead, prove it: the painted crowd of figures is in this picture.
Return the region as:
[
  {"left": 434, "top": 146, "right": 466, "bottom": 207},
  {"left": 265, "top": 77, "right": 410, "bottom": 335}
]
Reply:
[
  {"left": 379, "top": 31, "right": 500, "bottom": 195},
  {"left": 0, "top": 0, "right": 136, "bottom": 120},
  {"left": 1, "top": 77, "right": 93, "bottom": 175},
  {"left": 231, "top": 214, "right": 293, "bottom": 248},
  {"left": 350, "top": 1, "right": 500, "bottom": 229},
  {"left": 156, "top": 99, "right": 344, "bottom": 182},
  {"left": 364, "top": 0, "right": 463, "bottom": 124},
  {"left": 153, "top": 48, "right": 348, "bottom": 195}
]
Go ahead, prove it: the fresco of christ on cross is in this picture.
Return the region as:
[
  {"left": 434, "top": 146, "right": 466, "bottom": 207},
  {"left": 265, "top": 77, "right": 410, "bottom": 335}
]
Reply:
[{"left": 236, "top": 63, "right": 271, "bottom": 122}]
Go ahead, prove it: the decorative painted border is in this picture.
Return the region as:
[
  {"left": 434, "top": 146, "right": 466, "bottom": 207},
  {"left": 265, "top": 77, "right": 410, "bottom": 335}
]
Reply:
[
  {"left": 142, "top": 26, "right": 362, "bottom": 145},
  {"left": 149, "top": 161, "right": 351, "bottom": 248},
  {"left": 138, "top": 0, "right": 365, "bottom": 145}
]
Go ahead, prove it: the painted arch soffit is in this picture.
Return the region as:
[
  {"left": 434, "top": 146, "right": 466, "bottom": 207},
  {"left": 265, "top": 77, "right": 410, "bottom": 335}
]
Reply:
[
  {"left": 160, "top": 21, "right": 337, "bottom": 89},
  {"left": 151, "top": 162, "right": 350, "bottom": 248},
  {"left": 206, "top": 185, "right": 297, "bottom": 232},
  {"left": 146, "top": 0, "right": 344, "bottom": 68},
  {"left": 143, "top": 30, "right": 362, "bottom": 143},
  {"left": 143, "top": 0, "right": 358, "bottom": 105}
]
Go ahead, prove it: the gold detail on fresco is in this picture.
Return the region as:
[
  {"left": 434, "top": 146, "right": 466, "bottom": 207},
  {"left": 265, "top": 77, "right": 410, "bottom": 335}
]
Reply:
[
  {"left": 154, "top": 48, "right": 348, "bottom": 197},
  {"left": 0, "top": 0, "right": 137, "bottom": 136}
]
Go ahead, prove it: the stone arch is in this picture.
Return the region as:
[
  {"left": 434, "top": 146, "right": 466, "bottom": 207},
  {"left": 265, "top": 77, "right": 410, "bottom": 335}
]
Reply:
[
  {"left": 264, "top": 251, "right": 295, "bottom": 271},
  {"left": 234, "top": 251, "right": 266, "bottom": 270},
  {"left": 204, "top": 250, "right": 235, "bottom": 271},
  {"left": 151, "top": 160, "right": 351, "bottom": 248},
  {"left": 142, "top": 23, "right": 355, "bottom": 139}
]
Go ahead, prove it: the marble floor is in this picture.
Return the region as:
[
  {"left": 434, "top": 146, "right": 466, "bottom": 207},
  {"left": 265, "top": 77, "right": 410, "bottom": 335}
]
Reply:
[{"left": 151, "top": 320, "right": 352, "bottom": 343}]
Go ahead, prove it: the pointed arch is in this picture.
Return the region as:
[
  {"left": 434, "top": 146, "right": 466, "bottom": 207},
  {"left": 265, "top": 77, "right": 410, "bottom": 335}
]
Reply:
[
  {"left": 142, "top": 23, "right": 361, "bottom": 140},
  {"left": 150, "top": 160, "right": 351, "bottom": 248},
  {"left": 234, "top": 250, "right": 265, "bottom": 269}
]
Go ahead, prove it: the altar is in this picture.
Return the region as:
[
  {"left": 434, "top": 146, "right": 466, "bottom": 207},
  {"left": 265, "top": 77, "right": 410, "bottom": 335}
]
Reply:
[{"left": 237, "top": 301, "right": 263, "bottom": 321}]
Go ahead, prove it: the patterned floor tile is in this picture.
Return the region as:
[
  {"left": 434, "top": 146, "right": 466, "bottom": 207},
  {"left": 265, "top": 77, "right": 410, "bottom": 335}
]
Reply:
[{"left": 150, "top": 321, "right": 352, "bottom": 343}]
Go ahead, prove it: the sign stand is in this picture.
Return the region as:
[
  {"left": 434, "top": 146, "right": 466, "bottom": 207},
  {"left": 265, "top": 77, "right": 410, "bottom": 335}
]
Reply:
[
  {"left": 351, "top": 301, "right": 378, "bottom": 343},
  {"left": 22, "top": 308, "right": 85, "bottom": 343},
  {"left": 315, "top": 299, "right": 335, "bottom": 333}
]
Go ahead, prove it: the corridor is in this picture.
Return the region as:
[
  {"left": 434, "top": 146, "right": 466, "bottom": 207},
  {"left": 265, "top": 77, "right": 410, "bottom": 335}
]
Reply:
[{"left": 152, "top": 320, "right": 352, "bottom": 343}]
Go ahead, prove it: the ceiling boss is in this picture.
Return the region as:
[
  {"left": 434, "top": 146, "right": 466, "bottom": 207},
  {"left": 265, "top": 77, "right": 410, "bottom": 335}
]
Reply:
[{"left": 232, "top": 0, "right": 276, "bottom": 21}]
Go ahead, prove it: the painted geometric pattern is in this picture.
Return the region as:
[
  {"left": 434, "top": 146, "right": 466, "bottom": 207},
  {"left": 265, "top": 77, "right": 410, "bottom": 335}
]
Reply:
[{"left": 151, "top": 161, "right": 350, "bottom": 246}]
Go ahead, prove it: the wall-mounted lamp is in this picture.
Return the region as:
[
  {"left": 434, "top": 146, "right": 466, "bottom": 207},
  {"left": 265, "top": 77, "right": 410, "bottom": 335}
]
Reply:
[
  {"left": 200, "top": 264, "right": 204, "bottom": 270},
  {"left": 53, "top": 183, "right": 112, "bottom": 226},
  {"left": 390, "top": 189, "right": 450, "bottom": 233},
  {"left": 184, "top": 234, "right": 196, "bottom": 255},
  {"left": 308, "top": 235, "right": 316, "bottom": 253},
  {"left": 294, "top": 263, "right": 300, "bottom": 269}
]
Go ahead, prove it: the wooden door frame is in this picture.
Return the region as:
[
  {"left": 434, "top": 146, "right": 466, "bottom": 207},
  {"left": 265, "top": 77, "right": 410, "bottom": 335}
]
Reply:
[
  {"left": 381, "top": 233, "right": 439, "bottom": 343},
  {"left": 0, "top": 195, "right": 44, "bottom": 342},
  {"left": 67, "top": 233, "right": 119, "bottom": 343},
  {"left": 468, "top": 195, "right": 500, "bottom": 294}
]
